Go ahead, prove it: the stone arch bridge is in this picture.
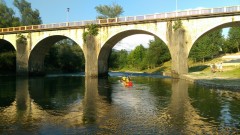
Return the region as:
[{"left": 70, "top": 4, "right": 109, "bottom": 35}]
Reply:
[{"left": 1, "top": 5, "right": 240, "bottom": 77}]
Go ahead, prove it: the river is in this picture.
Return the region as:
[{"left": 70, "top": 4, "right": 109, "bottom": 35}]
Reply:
[{"left": 0, "top": 72, "right": 239, "bottom": 134}]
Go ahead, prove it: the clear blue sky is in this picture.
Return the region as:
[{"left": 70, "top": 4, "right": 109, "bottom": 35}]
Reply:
[{"left": 5, "top": 0, "right": 240, "bottom": 24}]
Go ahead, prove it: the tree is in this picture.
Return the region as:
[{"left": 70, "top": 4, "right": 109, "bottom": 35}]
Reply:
[
  {"left": 0, "top": 52, "right": 16, "bottom": 73},
  {"left": 190, "top": 30, "right": 223, "bottom": 62},
  {"left": 144, "top": 38, "right": 170, "bottom": 69},
  {"left": 226, "top": 27, "right": 240, "bottom": 52},
  {"left": 0, "top": 0, "right": 20, "bottom": 27},
  {"left": 127, "top": 45, "right": 146, "bottom": 69},
  {"left": 109, "top": 49, "right": 128, "bottom": 70},
  {"left": 44, "top": 39, "right": 85, "bottom": 73},
  {"left": 117, "top": 49, "right": 128, "bottom": 68},
  {"left": 0, "top": 0, "right": 19, "bottom": 74},
  {"left": 95, "top": 3, "right": 124, "bottom": 19},
  {"left": 108, "top": 50, "right": 118, "bottom": 69},
  {"left": 14, "top": 0, "right": 42, "bottom": 25}
]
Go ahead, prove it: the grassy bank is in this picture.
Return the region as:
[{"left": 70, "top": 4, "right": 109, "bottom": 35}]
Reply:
[{"left": 184, "top": 55, "right": 240, "bottom": 90}]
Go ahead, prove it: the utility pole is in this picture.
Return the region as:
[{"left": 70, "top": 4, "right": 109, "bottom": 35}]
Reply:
[{"left": 67, "top": 8, "right": 70, "bottom": 22}]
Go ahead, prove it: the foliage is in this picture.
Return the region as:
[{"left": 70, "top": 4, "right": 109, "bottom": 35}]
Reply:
[
  {"left": 225, "top": 27, "right": 240, "bottom": 52},
  {"left": 44, "top": 39, "right": 85, "bottom": 73},
  {"left": 0, "top": 0, "right": 18, "bottom": 73},
  {"left": 109, "top": 38, "right": 171, "bottom": 71},
  {"left": 0, "top": 1, "right": 20, "bottom": 27},
  {"left": 82, "top": 24, "right": 99, "bottom": 43},
  {"left": 127, "top": 45, "right": 146, "bottom": 69},
  {"left": 0, "top": 52, "right": 16, "bottom": 72},
  {"left": 144, "top": 38, "right": 171, "bottom": 69},
  {"left": 0, "top": 0, "right": 41, "bottom": 27},
  {"left": 109, "top": 49, "right": 128, "bottom": 70},
  {"left": 14, "top": 0, "right": 42, "bottom": 25},
  {"left": 16, "top": 34, "right": 27, "bottom": 44},
  {"left": 95, "top": 2, "right": 124, "bottom": 19},
  {"left": 87, "top": 24, "right": 99, "bottom": 36},
  {"left": 173, "top": 20, "right": 183, "bottom": 31},
  {"left": 189, "top": 29, "right": 224, "bottom": 62}
]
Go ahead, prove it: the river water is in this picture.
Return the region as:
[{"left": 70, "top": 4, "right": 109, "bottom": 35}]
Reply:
[{"left": 0, "top": 72, "right": 239, "bottom": 134}]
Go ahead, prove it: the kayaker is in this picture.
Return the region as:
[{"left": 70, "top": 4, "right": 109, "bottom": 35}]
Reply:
[{"left": 121, "top": 76, "right": 127, "bottom": 82}]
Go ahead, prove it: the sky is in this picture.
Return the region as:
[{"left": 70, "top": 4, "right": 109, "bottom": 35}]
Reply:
[{"left": 4, "top": 0, "right": 240, "bottom": 50}]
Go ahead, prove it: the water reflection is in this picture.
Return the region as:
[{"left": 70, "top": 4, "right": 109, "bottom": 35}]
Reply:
[
  {"left": 0, "top": 76, "right": 16, "bottom": 107},
  {"left": 16, "top": 77, "right": 31, "bottom": 111},
  {"left": 189, "top": 84, "right": 240, "bottom": 133},
  {"left": 82, "top": 77, "right": 98, "bottom": 124},
  {"left": 29, "top": 76, "right": 85, "bottom": 110},
  {"left": 0, "top": 75, "right": 239, "bottom": 134},
  {"left": 166, "top": 79, "right": 215, "bottom": 134}
]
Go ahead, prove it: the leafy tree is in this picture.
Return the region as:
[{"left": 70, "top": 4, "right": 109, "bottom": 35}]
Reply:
[
  {"left": 127, "top": 45, "right": 146, "bottom": 69},
  {"left": 109, "top": 50, "right": 118, "bottom": 69},
  {"left": 226, "top": 27, "right": 240, "bottom": 52},
  {"left": 0, "top": 0, "right": 19, "bottom": 74},
  {"left": 108, "top": 39, "right": 170, "bottom": 71},
  {"left": 190, "top": 30, "right": 223, "bottom": 62},
  {"left": 144, "top": 38, "right": 170, "bottom": 69},
  {"left": 95, "top": 3, "right": 124, "bottom": 19},
  {"left": 109, "top": 49, "right": 128, "bottom": 69},
  {"left": 222, "top": 38, "right": 234, "bottom": 54},
  {"left": 14, "top": 0, "right": 42, "bottom": 25},
  {"left": 44, "top": 44, "right": 59, "bottom": 70},
  {"left": 44, "top": 40, "right": 85, "bottom": 73},
  {"left": 117, "top": 49, "right": 128, "bottom": 68},
  {"left": 0, "top": 0, "right": 20, "bottom": 27},
  {"left": 0, "top": 52, "right": 16, "bottom": 73}
]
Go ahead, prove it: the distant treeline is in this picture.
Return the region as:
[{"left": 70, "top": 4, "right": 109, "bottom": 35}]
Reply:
[{"left": 109, "top": 38, "right": 171, "bottom": 70}]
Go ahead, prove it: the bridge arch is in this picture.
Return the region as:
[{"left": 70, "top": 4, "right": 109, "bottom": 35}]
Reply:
[
  {"left": 0, "top": 39, "right": 16, "bottom": 74},
  {"left": 29, "top": 35, "right": 85, "bottom": 75},
  {"left": 189, "top": 20, "right": 240, "bottom": 56},
  {"left": 0, "top": 39, "right": 16, "bottom": 51},
  {"left": 98, "top": 29, "right": 168, "bottom": 76}
]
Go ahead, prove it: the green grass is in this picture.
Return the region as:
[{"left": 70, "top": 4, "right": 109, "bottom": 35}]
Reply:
[{"left": 218, "top": 68, "right": 240, "bottom": 77}]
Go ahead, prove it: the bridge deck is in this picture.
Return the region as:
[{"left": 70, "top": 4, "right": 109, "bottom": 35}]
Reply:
[{"left": 1, "top": 5, "right": 240, "bottom": 34}]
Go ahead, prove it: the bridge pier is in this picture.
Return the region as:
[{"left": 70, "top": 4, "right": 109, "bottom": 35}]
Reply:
[
  {"left": 98, "top": 47, "right": 111, "bottom": 77},
  {"left": 168, "top": 23, "right": 188, "bottom": 78},
  {"left": 98, "top": 60, "right": 108, "bottom": 77},
  {"left": 16, "top": 35, "right": 30, "bottom": 76},
  {"left": 84, "top": 35, "right": 99, "bottom": 77}
]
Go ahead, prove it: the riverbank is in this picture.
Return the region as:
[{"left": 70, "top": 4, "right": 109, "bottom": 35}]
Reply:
[
  {"left": 111, "top": 67, "right": 240, "bottom": 91},
  {"left": 180, "top": 72, "right": 240, "bottom": 91}
]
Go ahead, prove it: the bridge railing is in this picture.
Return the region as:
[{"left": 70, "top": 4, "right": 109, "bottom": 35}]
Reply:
[{"left": 1, "top": 5, "right": 240, "bottom": 34}]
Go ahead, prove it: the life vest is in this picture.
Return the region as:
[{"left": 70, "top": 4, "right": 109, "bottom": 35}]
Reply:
[{"left": 125, "top": 81, "right": 133, "bottom": 86}]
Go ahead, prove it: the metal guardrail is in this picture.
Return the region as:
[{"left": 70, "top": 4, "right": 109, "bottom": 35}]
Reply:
[{"left": 0, "top": 5, "right": 240, "bottom": 34}]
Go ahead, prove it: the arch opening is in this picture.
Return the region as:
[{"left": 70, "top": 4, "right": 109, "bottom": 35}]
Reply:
[
  {"left": 98, "top": 30, "right": 171, "bottom": 76},
  {"left": 188, "top": 21, "right": 240, "bottom": 75},
  {"left": 0, "top": 39, "right": 16, "bottom": 75},
  {"left": 29, "top": 35, "right": 85, "bottom": 76}
]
